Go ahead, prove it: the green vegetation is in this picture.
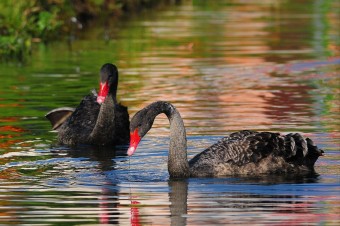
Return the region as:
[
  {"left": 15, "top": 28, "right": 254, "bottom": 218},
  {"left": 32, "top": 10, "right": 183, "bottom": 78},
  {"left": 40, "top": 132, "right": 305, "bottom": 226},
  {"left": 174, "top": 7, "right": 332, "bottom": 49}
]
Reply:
[
  {"left": 0, "top": 0, "right": 66, "bottom": 61},
  {"left": 0, "top": 0, "right": 180, "bottom": 61}
]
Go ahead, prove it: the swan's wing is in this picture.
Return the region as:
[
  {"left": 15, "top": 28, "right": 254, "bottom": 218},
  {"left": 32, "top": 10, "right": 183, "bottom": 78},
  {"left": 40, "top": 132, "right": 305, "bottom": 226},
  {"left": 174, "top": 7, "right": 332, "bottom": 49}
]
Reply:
[
  {"left": 189, "top": 130, "right": 323, "bottom": 174},
  {"left": 45, "top": 107, "right": 75, "bottom": 130},
  {"left": 189, "top": 130, "right": 283, "bottom": 167}
]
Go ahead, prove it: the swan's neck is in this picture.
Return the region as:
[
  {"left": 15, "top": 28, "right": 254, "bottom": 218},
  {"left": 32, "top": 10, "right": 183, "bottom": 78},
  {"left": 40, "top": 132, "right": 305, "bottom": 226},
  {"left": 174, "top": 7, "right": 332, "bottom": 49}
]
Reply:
[
  {"left": 163, "top": 103, "right": 190, "bottom": 178},
  {"left": 90, "top": 93, "right": 116, "bottom": 144}
]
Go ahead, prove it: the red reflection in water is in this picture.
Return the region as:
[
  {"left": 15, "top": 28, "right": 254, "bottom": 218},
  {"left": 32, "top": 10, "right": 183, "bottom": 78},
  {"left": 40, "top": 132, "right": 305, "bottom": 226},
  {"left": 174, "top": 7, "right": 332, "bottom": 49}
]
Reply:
[
  {"left": 0, "top": 125, "right": 25, "bottom": 133},
  {"left": 0, "top": 117, "right": 26, "bottom": 180},
  {"left": 131, "top": 199, "right": 141, "bottom": 226},
  {"left": 270, "top": 198, "right": 339, "bottom": 226},
  {"left": 0, "top": 118, "right": 25, "bottom": 149}
]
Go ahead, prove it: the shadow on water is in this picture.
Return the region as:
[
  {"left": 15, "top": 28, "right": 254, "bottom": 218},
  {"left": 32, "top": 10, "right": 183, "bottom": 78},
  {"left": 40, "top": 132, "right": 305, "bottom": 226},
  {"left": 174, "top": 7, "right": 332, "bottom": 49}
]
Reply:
[
  {"left": 43, "top": 144, "right": 323, "bottom": 225},
  {"left": 48, "top": 145, "right": 126, "bottom": 224},
  {"left": 51, "top": 145, "right": 128, "bottom": 171},
  {"left": 167, "top": 172, "right": 322, "bottom": 226},
  {"left": 169, "top": 179, "right": 188, "bottom": 226}
]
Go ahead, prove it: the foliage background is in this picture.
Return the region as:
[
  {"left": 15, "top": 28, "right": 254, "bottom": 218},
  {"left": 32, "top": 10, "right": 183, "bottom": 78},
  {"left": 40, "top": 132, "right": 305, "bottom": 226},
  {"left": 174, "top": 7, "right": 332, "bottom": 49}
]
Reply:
[{"left": 0, "top": 0, "right": 179, "bottom": 61}]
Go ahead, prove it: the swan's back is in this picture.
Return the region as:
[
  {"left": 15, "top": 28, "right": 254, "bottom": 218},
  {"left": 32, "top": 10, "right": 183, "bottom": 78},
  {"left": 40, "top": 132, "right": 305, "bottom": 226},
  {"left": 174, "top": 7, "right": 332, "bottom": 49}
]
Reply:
[{"left": 188, "top": 130, "right": 323, "bottom": 177}]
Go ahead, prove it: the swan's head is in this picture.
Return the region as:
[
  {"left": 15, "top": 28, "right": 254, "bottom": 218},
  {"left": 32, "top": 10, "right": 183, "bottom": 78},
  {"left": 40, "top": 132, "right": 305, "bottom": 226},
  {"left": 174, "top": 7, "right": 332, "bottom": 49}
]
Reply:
[
  {"left": 127, "top": 104, "right": 159, "bottom": 156},
  {"left": 97, "top": 63, "right": 118, "bottom": 104}
]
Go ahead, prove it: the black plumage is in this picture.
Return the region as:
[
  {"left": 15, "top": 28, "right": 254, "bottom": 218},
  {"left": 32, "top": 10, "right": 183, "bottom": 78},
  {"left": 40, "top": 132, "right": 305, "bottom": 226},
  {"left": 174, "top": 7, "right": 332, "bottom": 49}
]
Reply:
[
  {"left": 188, "top": 130, "right": 323, "bottom": 177},
  {"left": 46, "top": 63, "right": 129, "bottom": 146},
  {"left": 127, "top": 101, "right": 324, "bottom": 178}
]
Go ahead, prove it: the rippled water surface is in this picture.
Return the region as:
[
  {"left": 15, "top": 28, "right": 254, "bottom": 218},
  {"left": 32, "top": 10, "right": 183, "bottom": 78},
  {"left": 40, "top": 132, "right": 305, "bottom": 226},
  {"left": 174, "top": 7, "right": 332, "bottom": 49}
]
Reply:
[{"left": 1, "top": 0, "right": 339, "bottom": 225}]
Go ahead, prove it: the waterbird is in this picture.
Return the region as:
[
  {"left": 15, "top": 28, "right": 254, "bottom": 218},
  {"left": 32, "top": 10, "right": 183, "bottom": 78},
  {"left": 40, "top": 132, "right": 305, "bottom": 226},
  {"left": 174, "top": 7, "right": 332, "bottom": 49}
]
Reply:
[
  {"left": 46, "top": 63, "right": 129, "bottom": 146},
  {"left": 127, "top": 101, "right": 324, "bottom": 178}
]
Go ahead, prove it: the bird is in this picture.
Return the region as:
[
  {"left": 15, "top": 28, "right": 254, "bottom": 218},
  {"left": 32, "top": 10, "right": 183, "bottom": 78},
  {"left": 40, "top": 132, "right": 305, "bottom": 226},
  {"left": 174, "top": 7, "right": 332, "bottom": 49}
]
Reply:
[
  {"left": 45, "top": 63, "right": 129, "bottom": 146},
  {"left": 127, "top": 101, "right": 324, "bottom": 178}
]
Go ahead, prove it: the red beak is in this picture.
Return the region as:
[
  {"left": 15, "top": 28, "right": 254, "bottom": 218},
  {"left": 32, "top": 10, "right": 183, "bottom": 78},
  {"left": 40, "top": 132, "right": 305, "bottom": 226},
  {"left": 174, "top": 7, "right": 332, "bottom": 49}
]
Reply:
[
  {"left": 97, "top": 81, "right": 109, "bottom": 104},
  {"left": 127, "top": 128, "right": 141, "bottom": 156}
]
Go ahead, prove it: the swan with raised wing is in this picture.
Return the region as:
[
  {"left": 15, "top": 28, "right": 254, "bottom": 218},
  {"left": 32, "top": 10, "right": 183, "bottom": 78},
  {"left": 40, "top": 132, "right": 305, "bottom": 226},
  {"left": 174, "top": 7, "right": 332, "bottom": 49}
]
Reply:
[{"left": 46, "top": 63, "right": 129, "bottom": 146}]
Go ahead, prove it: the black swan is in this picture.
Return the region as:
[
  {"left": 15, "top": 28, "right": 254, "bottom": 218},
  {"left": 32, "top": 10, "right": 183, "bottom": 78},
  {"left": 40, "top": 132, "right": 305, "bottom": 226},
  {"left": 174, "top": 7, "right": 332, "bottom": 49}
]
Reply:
[
  {"left": 45, "top": 63, "right": 129, "bottom": 146},
  {"left": 127, "top": 101, "right": 324, "bottom": 178}
]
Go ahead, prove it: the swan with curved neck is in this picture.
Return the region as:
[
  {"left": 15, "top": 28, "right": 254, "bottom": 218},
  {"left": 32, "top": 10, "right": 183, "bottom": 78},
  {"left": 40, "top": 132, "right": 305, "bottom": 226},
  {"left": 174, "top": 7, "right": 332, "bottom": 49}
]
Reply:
[
  {"left": 46, "top": 63, "right": 129, "bottom": 146},
  {"left": 127, "top": 101, "right": 324, "bottom": 178}
]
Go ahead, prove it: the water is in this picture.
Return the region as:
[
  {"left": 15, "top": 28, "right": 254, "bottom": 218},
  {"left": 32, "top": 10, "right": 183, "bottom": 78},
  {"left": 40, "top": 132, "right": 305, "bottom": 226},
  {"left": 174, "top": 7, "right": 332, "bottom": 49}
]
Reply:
[{"left": 0, "top": 0, "right": 339, "bottom": 225}]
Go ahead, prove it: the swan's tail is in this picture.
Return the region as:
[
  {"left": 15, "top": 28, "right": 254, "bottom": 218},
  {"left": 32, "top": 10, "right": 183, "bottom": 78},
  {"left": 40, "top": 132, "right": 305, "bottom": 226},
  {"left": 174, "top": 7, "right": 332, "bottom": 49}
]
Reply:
[{"left": 283, "top": 133, "right": 324, "bottom": 169}]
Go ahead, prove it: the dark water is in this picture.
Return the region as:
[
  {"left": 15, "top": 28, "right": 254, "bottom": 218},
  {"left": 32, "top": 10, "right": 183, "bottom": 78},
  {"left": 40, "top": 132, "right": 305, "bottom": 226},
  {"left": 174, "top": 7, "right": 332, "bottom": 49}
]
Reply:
[{"left": 1, "top": 0, "right": 339, "bottom": 225}]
